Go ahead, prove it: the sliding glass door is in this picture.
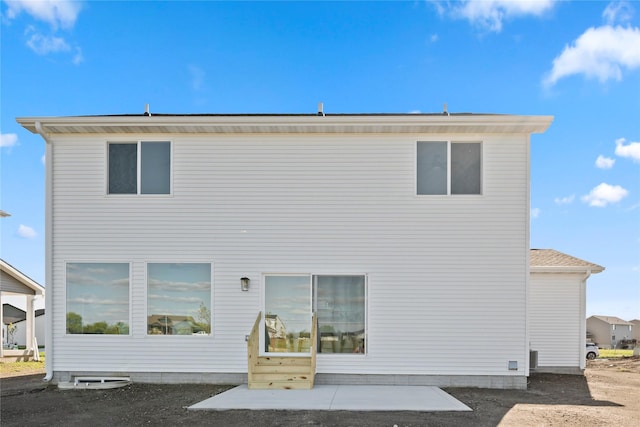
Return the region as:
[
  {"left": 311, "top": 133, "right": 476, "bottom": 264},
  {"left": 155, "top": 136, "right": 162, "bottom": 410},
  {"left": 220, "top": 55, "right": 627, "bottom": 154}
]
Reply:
[{"left": 263, "top": 273, "right": 367, "bottom": 355}]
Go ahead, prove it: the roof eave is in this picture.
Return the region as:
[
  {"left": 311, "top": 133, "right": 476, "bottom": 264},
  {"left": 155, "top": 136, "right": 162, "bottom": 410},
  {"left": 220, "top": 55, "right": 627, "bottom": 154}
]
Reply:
[
  {"left": 16, "top": 114, "right": 554, "bottom": 135},
  {"left": 0, "top": 260, "right": 45, "bottom": 295},
  {"left": 530, "top": 266, "right": 605, "bottom": 274}
]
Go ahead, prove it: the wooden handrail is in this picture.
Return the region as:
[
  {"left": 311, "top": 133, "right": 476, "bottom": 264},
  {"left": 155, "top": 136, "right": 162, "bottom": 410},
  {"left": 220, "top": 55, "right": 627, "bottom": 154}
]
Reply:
[{"left": 247, "top": 311, "right": 261, "bottom": 385}]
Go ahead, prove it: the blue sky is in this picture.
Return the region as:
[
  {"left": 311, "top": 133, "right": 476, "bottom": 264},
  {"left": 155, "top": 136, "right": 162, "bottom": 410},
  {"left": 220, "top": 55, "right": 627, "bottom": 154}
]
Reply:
[{"left": 1, "top": 1, "right": 638, "bottom": 320}]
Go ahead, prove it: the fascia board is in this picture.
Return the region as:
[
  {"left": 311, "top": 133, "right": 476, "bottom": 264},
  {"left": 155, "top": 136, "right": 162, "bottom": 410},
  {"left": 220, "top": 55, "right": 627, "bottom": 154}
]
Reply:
[
  {"left": 16, "top": 114, "right": 554, "bottom": 135},
  {"left": 530, "top": 266, "right": 605, "bottom": 274}
]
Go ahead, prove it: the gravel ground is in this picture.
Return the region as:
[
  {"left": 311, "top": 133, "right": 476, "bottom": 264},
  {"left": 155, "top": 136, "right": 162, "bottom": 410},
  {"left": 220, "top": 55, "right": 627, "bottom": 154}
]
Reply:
[{"left": 1, "top": 357, "right": 639, "bottom": 426}]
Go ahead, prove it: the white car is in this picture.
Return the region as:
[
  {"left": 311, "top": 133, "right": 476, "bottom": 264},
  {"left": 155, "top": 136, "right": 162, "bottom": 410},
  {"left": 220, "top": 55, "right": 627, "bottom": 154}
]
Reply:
[{"left": 586, "top": 343, "right": 599, "bottom": 360}]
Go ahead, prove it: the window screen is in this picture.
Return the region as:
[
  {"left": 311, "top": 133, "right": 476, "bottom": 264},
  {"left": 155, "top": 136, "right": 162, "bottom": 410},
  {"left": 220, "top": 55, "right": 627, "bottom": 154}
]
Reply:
[
  {"left": 417, "top": 141, "right": 447, "bottom": 195},
  {"left": 451, "top": 143, "right": 481, "bottom": 195},
  {"left": 108, "top": 143, "right": 137, "bottom": 194}
]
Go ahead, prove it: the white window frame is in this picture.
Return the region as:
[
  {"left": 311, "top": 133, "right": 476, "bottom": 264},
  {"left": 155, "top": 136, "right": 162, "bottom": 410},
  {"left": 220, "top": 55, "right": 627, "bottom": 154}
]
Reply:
[
  {"left": 144, "top": 261, "right": 214, "bottom": 338},
  {"left": 416, "top": 140, "right": 483, "bottom": 196},
  {"left": 106, "top": 140, "right": 173, "bottom": 196},
  {"left": 64, "top": 261, "right": 132, "bottom": 336}
]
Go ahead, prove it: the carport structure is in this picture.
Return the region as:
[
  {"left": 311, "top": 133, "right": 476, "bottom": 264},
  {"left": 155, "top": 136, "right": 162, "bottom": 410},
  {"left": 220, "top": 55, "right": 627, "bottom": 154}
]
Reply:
[{"left": 1, "top": 259, "right": 44, "bottom": 361}]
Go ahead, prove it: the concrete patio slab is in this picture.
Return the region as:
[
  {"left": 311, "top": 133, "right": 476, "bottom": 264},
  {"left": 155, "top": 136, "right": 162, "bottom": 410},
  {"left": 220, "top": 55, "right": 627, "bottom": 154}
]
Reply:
[{"left": 188, "top": 385, "right": 472, "bottom": 412}]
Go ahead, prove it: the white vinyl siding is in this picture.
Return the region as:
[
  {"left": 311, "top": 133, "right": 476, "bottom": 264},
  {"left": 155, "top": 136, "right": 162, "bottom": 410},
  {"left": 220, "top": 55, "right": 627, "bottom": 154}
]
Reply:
[
  {"left": 530, "top": 273, "right": 584, "bottom": 368},
  {"left": 48, "top": 133, "right": 529, "bottom": 376}
]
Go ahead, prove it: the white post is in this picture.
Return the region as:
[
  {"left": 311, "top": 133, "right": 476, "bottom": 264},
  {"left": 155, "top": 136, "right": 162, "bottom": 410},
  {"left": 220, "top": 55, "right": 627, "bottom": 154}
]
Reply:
[{"left": 26, "top": 295, "right": 35, "bottom": 357}]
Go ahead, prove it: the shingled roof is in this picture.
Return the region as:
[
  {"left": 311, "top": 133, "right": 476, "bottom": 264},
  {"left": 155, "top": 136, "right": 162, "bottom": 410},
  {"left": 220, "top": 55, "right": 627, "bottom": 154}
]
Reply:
[
  {"left": 589, "top": 315, "right": 633, "bottom": 325},
  {"left": 530, "top": 249, "right": 604, "bottom": 273}
]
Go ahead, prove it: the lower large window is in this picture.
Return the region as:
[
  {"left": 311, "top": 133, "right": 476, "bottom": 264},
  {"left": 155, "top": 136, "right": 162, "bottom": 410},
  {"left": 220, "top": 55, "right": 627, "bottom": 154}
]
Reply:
[
  {"left": 66, "top": 263, "right": 130, "bottom": 334},
  {"left": 147, "top": 263, "right": 212, "bottom": 335}
]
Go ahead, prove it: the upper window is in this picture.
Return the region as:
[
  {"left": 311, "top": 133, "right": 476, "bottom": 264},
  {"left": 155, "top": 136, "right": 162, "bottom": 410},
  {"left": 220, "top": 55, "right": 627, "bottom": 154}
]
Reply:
[
  {"left": 417, "top": 141, "right": 482, "bottom": 195},
  {"left": 147, "top": 263, "right": 212, "bottom": 335},
  {"left": 66, "top": 263, "right": 130, "bottom": 335},
  {"left": 108, "top": 141, "right": 171, "bottom": 194}
]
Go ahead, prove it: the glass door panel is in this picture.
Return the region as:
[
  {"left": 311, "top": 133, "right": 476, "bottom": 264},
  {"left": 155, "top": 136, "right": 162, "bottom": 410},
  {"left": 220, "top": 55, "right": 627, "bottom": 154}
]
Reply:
[
  {"left": 314, "top": 275, "right": 366, "bottom": 354},
  {"left": 264, "top": 275, "right": 312, "bottom": 354}
]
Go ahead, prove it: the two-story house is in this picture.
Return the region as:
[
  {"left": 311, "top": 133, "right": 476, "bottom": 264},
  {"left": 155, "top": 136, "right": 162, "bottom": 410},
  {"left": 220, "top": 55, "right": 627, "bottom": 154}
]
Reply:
[
  {"left": 18, "top": 109, "right": 581, "bottom": 389},
  {"left": 587, "top": 315, "right": 634, "bottom": 349}
]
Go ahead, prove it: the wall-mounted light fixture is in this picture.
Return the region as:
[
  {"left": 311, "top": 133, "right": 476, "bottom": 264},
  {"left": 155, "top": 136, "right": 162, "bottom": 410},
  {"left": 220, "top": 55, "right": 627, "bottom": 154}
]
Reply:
[{"left": 240, "top": 277, "right": 250, "bottom": 292}]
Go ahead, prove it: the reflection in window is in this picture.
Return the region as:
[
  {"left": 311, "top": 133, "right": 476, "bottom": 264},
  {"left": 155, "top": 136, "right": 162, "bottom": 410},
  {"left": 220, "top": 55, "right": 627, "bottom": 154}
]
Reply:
[
  {"left": 147, "top": 263, "right": 211, "bottom": 335},
  {"left": 315, "top": 275, "right": 366, "bottom": 354},
  {"left": 264, "top": 275, "right": 312, "bottom": 353},
  {"left": 66, "top": 263, "right": 130, "bottom": 334},
  {"left": 263, "top": 274, "right": 367, "bottom": 355}
]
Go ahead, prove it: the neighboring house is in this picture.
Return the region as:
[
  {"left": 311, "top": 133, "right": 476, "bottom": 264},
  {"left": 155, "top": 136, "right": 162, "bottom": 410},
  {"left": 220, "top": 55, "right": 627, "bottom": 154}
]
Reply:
[
  {"left": 587, "top": 316, "right": 634, "bottom": 349},
  {"left": 2, "top": 305, "right": 45, "bottom": 348},
  {"left": 0, "top": 259, "right": 45, "bottom": 359},
  {"left": 147, "top": 315, "right": 199, "bottom": 335},
  {"left": 630, "top": 319, "right": 640, "bottom": 343},
  {"left": 19, "top": 109, "right": 565, "bottom": 389},
  {"left": 265, "top": 314, "right": 287, "bottom": 340},
  {"left": 529, "top": 249, "right": 604, "bottom": 373}
]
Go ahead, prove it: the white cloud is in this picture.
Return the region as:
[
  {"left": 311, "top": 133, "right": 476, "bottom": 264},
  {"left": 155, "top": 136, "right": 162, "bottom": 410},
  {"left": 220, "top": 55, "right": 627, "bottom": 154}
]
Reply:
[
  {"left": 26, "top": 27, "right": 70, "bottom": 55},
  {"left": 603, "top": 1, "right": 634, "bottom": 25},
  {"left": 531, "top": 207, "right": 541, "bottom": 218},
  {"left": 554, "top": 195, "right": 575, "bottom": 205},
  {"left": 581, "top": 183, "right": 629, "bottom": 207},
  {"left": 72, "top": 46, "right": 83, "bottom": 65},
  {"left": 625, "top": 201, "right": 640, "bottom": 212},
  {"left": 544, "top": 25, "right": 640, "bottom": 86},
  {"left": 188, "top": 64, "right": 205, "bottom": 91},
  {"left": 595, "top": 155, "right": 615, "bottom": 169},
  {"left": 17, "top": 224, "right": 37, "bottom": 239},
  {"left": 0, "top": 133, "right": 18, "bottom": 148},
  {"left": 430, "top": 33, "right": 439, "bottom": 43},
  {"left": 4, "top": 0, "right": 82, "bottom": 30},
  {"left": 615, "top": 137, "right": 640, "bottom": 162},
  {"left": 448, "top": 0, "right": 555, "bottom": 33}
]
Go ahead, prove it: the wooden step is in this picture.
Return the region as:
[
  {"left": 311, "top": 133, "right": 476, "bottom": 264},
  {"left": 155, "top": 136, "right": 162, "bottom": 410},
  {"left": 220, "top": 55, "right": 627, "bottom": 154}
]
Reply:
[
  {"left": 248, "top": 379, "right": 314, "bottom": 390},
  {"left": 255, "top": 356, "right": 312, "bottom": 366},
  {"left": 249, "top": 356, "right": 314, "bottom": 389},
  {"left": 252, "top": 364, "right": 311, "bottom": 374},
  {"left": 251, "top": 373, "right": 311, "bottom": 382}
]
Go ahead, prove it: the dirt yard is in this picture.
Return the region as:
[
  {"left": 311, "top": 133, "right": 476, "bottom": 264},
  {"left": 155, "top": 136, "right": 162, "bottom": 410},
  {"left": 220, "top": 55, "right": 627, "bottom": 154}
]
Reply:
[{"left": 1, "top": 357, "right": 639, "bottom": 426}]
